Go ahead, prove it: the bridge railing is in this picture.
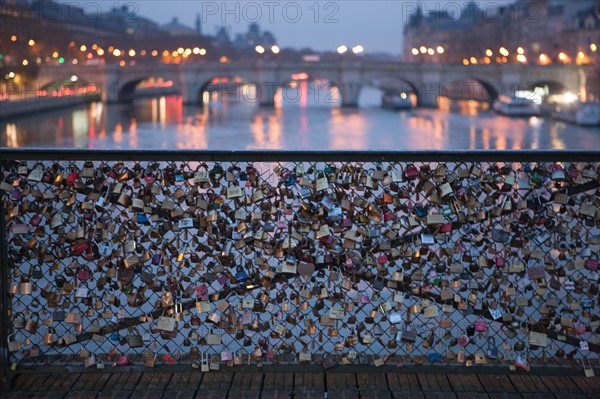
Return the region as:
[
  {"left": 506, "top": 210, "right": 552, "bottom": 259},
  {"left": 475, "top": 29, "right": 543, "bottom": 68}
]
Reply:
[{"left": 1, "top": 150, "right": 598, "bottom": 374}]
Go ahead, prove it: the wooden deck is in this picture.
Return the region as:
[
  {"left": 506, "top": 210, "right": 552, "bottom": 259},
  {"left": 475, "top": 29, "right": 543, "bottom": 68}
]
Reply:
[{"left": 1, "top": 371, "right": 598, "bottom": 399}]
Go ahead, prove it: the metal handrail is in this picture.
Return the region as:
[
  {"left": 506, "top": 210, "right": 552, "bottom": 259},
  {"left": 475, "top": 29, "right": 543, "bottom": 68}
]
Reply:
[{"left": 1, "top": 149, "right": 599, "bottom": 162}]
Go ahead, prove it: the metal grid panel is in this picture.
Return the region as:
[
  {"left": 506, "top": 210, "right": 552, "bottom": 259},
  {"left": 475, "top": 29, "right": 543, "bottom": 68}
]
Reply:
[{"left": 1, "top": 156, "right": 599, "bottom": 370}]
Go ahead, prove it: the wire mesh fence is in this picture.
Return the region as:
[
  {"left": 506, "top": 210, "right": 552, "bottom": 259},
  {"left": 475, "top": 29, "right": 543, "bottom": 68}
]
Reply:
[{"left": 1, "top": 152, "right": 599, "bottom": 371}]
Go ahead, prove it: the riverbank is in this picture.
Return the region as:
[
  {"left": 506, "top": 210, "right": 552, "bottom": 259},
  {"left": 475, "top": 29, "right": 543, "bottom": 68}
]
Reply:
[{"left": 0, "top": 94, "right": 101, "bottom": 119}]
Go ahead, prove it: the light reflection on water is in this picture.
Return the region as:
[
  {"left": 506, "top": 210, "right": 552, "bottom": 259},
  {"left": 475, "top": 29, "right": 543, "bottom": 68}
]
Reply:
[{"left": 1, "top": 87, "right": 598, "bottom": 150}]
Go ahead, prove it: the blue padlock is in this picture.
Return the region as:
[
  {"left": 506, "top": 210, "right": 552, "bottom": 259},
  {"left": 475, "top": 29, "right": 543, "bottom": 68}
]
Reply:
[
  {"left": 487, "top": 337, "right": 498, "bottom": 359},
  {"left": 137, "top": 212, "right": 148, "bottom": 223},
  {"left": 428, "top": 352, "right": 442, "bottom": 363},
  {"left": 235, "top": 267, "right": 249, "bottom": 284},
  {"left": 110, "top": 332, "right": 120, "bottom": 341}
]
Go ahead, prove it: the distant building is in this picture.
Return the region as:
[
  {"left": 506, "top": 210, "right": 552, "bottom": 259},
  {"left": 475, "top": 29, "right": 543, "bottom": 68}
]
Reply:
[
  {"left": 231, "top": 23, "right": 277, "bottom": 50},
  {"left": 161, "top": 17, "right": 197, "bottom": 36}
]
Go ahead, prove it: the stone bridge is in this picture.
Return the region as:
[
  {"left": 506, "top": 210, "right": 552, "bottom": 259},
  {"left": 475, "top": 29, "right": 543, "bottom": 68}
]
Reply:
[{"left": 36, "top": 61, "right": 586, "bottom": 107}]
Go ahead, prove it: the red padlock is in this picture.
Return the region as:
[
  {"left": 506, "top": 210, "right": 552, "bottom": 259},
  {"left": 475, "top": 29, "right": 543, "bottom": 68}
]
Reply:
[{"left": 77, "top": 267, "right": 90, "bottom": 282}]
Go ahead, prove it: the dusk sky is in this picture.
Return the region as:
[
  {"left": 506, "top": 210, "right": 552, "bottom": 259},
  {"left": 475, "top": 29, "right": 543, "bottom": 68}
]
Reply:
[{"left": 66, "top": 0, "right": 520, "bottom": 54}]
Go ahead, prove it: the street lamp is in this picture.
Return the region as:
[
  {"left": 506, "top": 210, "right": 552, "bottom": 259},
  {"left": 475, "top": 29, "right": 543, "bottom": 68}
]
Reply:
[
  {"left": 411, "top": 48, "right": 419, "bottom": 56},
  {"left": 352, "top": 45, "right": 364, "bottom": 54},
  {"left": 337, "top": 45, "right": 348, "bottom": 54},
  {"left": 271, "top": 45, "right": 280, "bottom": 54},
  {"left": 436, "top": 46, "right": 444, "bottom": 54},
  {"left": 255, "top": 45, "right": 265, "bottom": 54}
]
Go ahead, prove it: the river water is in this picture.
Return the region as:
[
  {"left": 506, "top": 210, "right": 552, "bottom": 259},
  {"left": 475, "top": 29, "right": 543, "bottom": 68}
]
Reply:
[{"left": 2, "top": 87, "right": 598, "bottom": 150}]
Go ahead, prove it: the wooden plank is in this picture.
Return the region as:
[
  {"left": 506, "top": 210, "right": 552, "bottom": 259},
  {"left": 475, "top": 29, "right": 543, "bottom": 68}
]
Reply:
[
  {"left": 224, "top": 392, "right": 260, "bottom": 399},
  {"left": 262, "top": 373, "right": 293, "bottom": 391},
  {"left": 165, "top": 391, "right": 197, "bottom": 399},
  {"left": 30, "top": 391, "right": 68, "bottom": 399},
  {"left": 423, "top": 393, "right": 457, "bottom": 399},
  {"left": 65, "top": 392, "right": 99, "bottom": 399},
  {"left": 136, "top": 373, "right": 172, "bottom": 391},
  {"left": 325, "top": 391, "right": 359, "bottom": 399},
  {"left": 198, "top": 372, "right": 233, "bottom": 390},
  {"left": 454, "top": 393, "right": 489, "bottom": 399},
  {"left": 194, "top": 391, "right": 231, "bottom": 399},
  {"left": 260, "top": 392, "right": 294, "bottom": 399},
  {"left": 327, "top": 373, "right": 357, "bottom": 391},
  {"left": 43, "top": 373, "right": 80, "bottom": 391},
  {"left": 570, "top": 376, "right": 600, "bottom": 393},
  {"left": 509, "top": 375, "right": 548, "bottom": 393},
  {"left": 487, "top": 394, "right": 521, "bottom": 399},
  {"left": 449, "top": 375, "right": 484, "bottom": 392},
  {"left": 387, "top": 374, "right": 421, "bottom": 392},
  {"left": 552, "top": 394, "right": 587, "bottom": 399},
  {"left": 391, "top": 393, "right": 425, "bottom": 399},
  {"left": 520, "top": 394, "right": 555, "bottom": 399},
  {"left": 97, "top": 391, "right": 132, "bottom": 399},
  {"left": 129, "top": 392, "right": 163, "bottom": 399},
  {"left": 166, "top": 372, "right": 203, "bottom": 391},
  {"left": 72, "top": 373, "right": 111, "bottom": 391},
  {"left": 477, "top": 376, "right": 515, "bottom": 393},
  {"left": 230, "top": 372, "right": 262, "bottom": 391},
  {"left": 294, "top": 373, "right": 324, "bottom": 392},
  {"left": 12, "top": 374, "right": 51, "bottom": 391},
  {"left": 539, "top": 375, "right": 581, "bottom": 393},
  {"left": 105, "top": 373, "right": 142, "bottom": 391},
  {"left": 418, "top": 375, "right": 452, "bottom": 392},
  {"left": 359, "top": 391, "right": 392, "bottom": 399},
  {"left": 357, "top": 373, "right": 388, "bottom": 391}
]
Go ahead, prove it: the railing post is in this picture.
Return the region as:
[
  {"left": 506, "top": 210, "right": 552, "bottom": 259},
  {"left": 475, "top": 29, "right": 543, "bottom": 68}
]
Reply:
[{"left": 0, "top": 156, "right": 11, "bottom": 393}]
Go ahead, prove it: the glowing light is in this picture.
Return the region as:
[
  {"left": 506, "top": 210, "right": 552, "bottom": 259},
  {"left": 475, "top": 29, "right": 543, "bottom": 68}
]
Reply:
[
  {"left": 255, "top": 45, "right": 265, "bottom": 54},
  {"left": 563, "top": 92, "right": 579, "bottom": 104},
  {"left": 291, "top": 72, "right": 309, "bottom": 80},
  {"left": 8, "top": 72, "right": 15, "bottom": 78},
  {"left": 499, "top": 47, "right": 509, "bottom": 57},
  {"left": 162, "top": 50, "right": 170, "bottom": 57},
  {"left": 72, "top": 59, "right": 78, "bottom": 64},
  {"left": 427, "top": 48, "right": 434, "bottom": 55},
  {"left": 271, "top": 45, "right": 280, "bottom": 54},
  {"left": 52, "top": 51, "right": 59, "bottom": 58},
  {"left": 58, "top": 57, "right": 65, "bottom": 64},
  {"left": 578, "top": 51, "right": 585, "bottom": 59},
  {"left": 539, "top": 53, "right": 549, "bottom": 63},
  {"left": 193, "top": 47, "right": 200, "bottom": 54},
  {"left": 412, "top": 48, "right": 419, "bottom": 55},
  {"left": 22, "top": 59, "right": 28, "bottom": 66},
  {"left": 92, "top": 44, "right": 98, "bottom": 50},
  {"left": 152, "top": 50, "right": 158, "bottom": 56},
  {"left": 558, "top": 52, "right": 568, "bottom": 61},
  {"left": 353, "top": 45, "right": 364, "bottom": 54},
  {"left": 171, "top": 51, "right": 178, "bottom": 57},
  {"left": 71, "top": 75, "right": 78, "bottom": 82},
  {"left": 463, "top": 59, "right": 469, "bottom": 65},
  {"left": 591, "top": 44, "right": 597, "bottom": 52},
  {"left": 219, "top": 56, "right": 230, "bottom": 63},
  {"left": 10, "top": 35, "right": 17, "bottom": 42},
  {"left": 517, "top": 47, "right": 524, "bottom": 55},
  {"left": 177, "top": 47, "right": 184, "bottom": 54},
  {"left": 516, "top": 54, "right": 527, "bottom": 63},
  {"left": 401, "top": 93, "right": 407, "bottom": 99},
  {"left": 80, "top": 45, "right": 87, "bottom": 51},
  {"left": 437, "top": 46, "right": 444, "bottom": 54},
  {"left": 28, "top": 39, "right": 35, "bottom": 46},
  {"left": 470, "top": 57, "right": 477, "bottom": 64},
  {"left": 484, "top": 57, "right": 491, "bottom": 64},
  {"left": 486, "top": 49, "right": 493, "bottom": 57},
  {"left": 337, "top": 45, "right": 348, "bottom": 54},
  {"left": 129, "top": 49, "right": 136, "bottom": 57},
  {"left": 119, "top": 60, "right": 126, "bottom": 67},
  {"left": 97, "top": 48, "right": 105, "bottom": 56},
  {"left": 420, "top": 46, "right": 427, "bottom": 54},
  {"left": 199, "top": 48, "right": 207, "bottom": 55},
  {"left": 113, "top": 49, "right": 122, "bottom": 56}
]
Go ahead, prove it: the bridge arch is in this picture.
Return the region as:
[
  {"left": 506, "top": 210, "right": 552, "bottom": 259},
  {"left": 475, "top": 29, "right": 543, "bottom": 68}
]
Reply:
[
  {"left": 370, "top": 77, "right": 421, "bottom": 107},
  {"left": 37, "top": 76, "right": 101, "bottom": 100},
  {"left": 118, "top": 76, "right": 180, "bottom": 103},
  {"left": 439, "top": 77, "right": 500, "bottom": 104},
  {"left": 195, "top": 76, "right": 260, "bottom": 106},
  {"left": 275, "top": 76, "right": 343, "bottom": 108}
]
